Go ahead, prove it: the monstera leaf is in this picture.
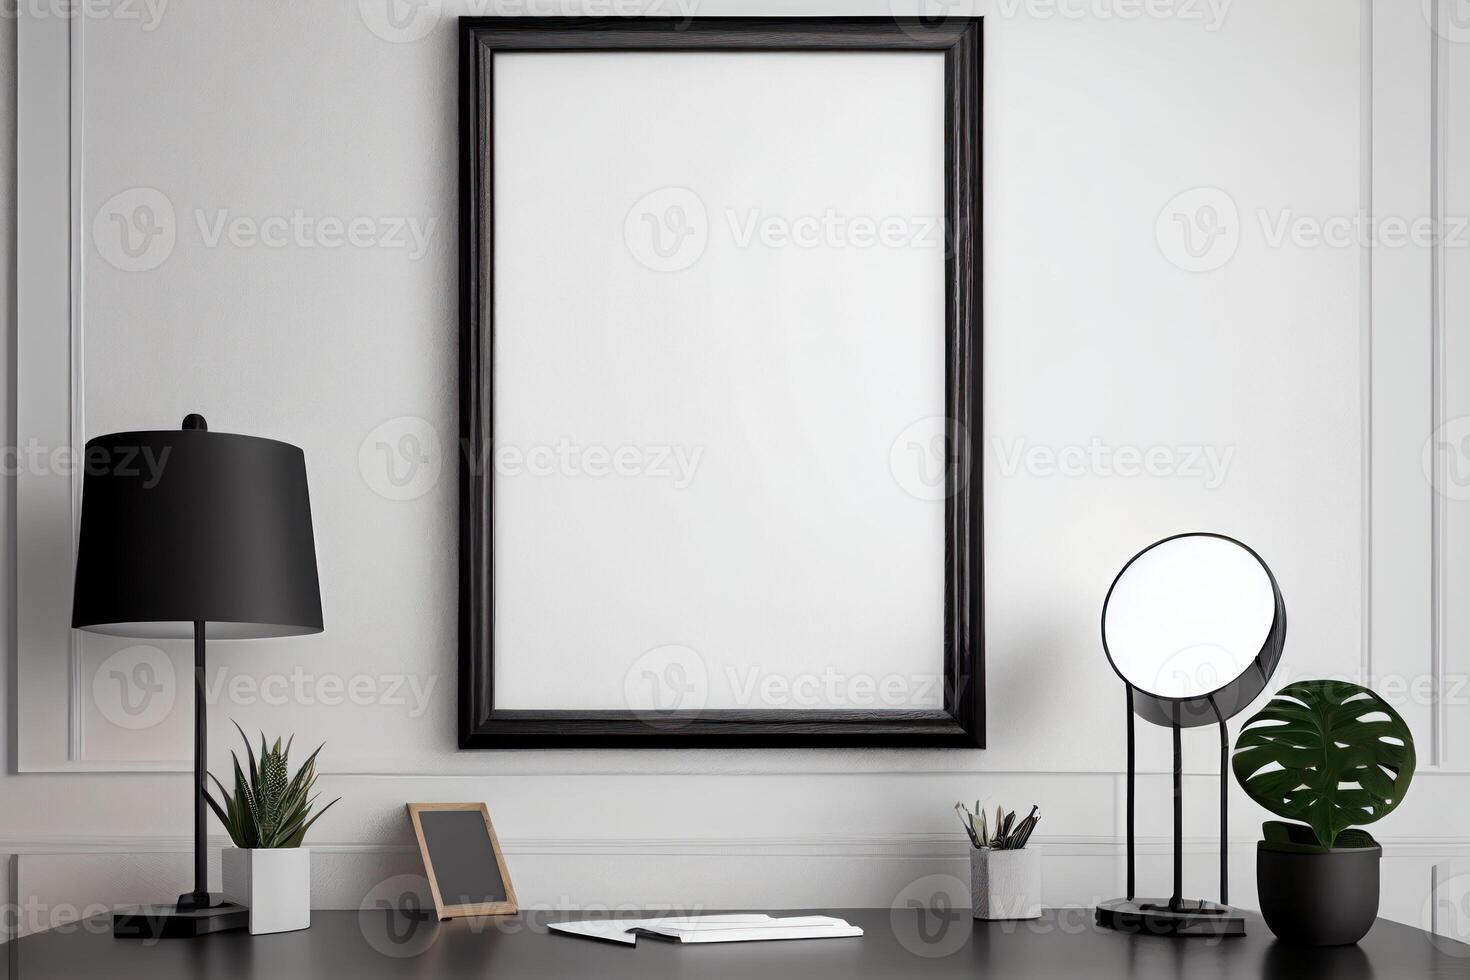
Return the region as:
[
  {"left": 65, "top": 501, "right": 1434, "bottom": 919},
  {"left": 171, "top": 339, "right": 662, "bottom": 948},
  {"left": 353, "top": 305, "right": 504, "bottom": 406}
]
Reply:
[{"left": 1232, "top": 680, "right": 1415, "bottom": 849}]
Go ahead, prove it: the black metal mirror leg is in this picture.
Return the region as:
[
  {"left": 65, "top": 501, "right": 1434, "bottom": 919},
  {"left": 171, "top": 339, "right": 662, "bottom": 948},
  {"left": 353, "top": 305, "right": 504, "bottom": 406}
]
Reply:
[
  {"left": 1211, "top": 697, "right": 1228, "bottom": 906},
  {"left": 1170, "top": 708, "right": 1183, "bottom": 913},
  {"left": 1126, "top": 684, "right": 1136, "bottom": 901}
]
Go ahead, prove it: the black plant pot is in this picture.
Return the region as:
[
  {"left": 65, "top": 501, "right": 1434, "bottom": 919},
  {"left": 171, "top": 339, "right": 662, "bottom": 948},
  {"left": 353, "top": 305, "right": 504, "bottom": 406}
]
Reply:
[{"left": 1256, "top": 842, "right": 1381, "bottom": 946}]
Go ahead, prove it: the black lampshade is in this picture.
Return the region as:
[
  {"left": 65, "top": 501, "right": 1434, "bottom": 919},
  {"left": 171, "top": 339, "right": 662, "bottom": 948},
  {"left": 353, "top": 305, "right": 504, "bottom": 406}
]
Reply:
[{"left": 71, "top": 422, "right": 323, "bottom": 640}]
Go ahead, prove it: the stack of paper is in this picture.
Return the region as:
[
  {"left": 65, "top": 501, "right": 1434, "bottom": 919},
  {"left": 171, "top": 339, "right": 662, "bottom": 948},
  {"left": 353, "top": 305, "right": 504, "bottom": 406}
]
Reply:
[{"left": 548, "top": 913, "right": 863, "bottom": 945}]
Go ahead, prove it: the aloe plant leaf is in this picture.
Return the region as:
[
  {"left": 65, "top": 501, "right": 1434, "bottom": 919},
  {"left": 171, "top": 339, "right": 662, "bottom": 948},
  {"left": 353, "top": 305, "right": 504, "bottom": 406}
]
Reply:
[
  {"left": 1233, "top": 680, "right": 1414, "bottom": 849},
  {"left": 280, "top": 797, "right": 340, "bottom": 849},
  {"left": 207, "top": 728, "right": 336, "bottom": 849},
  {"left": 233, "top": 721, "right": 258, "bottom": 788}
]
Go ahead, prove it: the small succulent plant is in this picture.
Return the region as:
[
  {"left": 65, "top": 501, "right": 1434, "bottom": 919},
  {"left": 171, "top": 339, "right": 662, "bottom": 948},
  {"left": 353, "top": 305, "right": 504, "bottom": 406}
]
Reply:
[{"left": 205, "top": 723, "right": 340, "bottom": 849}]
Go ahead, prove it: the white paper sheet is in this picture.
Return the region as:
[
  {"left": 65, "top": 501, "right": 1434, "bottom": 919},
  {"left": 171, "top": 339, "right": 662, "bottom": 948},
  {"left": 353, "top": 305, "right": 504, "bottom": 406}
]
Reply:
[{"left": 547, "top": 914, "right": 863, "bottom": 945}]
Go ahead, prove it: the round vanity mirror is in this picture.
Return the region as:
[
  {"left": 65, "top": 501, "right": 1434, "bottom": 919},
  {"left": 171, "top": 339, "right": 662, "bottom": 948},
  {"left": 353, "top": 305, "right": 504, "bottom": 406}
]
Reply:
[{"left": 1102, "top": 533, "right": 1285, "bottom": 728}]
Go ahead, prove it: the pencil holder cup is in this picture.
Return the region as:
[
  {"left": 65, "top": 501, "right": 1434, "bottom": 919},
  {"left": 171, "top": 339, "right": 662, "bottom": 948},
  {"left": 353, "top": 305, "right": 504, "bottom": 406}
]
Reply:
[{"left": 970, "top": 848, "right": 1042, "bottom": 920}]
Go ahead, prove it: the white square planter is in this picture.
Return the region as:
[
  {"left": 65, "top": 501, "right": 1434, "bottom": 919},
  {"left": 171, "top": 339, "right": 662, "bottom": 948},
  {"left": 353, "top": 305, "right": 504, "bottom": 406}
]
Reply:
[
  {"left": 222, "top": 847, "right": 312, "bottom": 935},
  {"left": 970, "top": 848, "right": 1041, "bottom": 920}
]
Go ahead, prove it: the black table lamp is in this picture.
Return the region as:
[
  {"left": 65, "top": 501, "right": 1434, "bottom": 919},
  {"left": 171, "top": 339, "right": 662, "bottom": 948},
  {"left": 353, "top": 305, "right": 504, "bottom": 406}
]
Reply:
[
  {"left": 1094, "top": 532, "right": 1285, "bottom": 938},
  {"left": 71, "top": 415, "right": 323, "bottom": 939}
]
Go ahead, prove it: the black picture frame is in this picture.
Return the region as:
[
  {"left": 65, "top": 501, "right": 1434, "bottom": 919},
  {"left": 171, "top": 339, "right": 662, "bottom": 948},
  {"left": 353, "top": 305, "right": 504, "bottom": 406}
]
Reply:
[{"left": 459, "top": 16, "right": 983, "bottom": 748}]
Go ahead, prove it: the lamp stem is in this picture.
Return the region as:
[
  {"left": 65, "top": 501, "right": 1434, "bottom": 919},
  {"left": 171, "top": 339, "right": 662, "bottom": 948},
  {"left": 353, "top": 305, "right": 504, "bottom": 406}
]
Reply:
[
  {"left": 1125, "top": 684, "right": 1135, "bottom": 901},
  {"left": 1170, "top": 710, "right": 1183, "bottom": 912},
  {"left": 191, "top": 619, "right": 209, "bottom": 905}
]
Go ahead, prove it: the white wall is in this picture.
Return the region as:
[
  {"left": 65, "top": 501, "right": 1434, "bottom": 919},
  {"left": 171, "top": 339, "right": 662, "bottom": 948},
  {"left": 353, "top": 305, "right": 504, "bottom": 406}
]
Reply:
[{"left": 4, "top": 0, "right": 1469, "bottom": 949}]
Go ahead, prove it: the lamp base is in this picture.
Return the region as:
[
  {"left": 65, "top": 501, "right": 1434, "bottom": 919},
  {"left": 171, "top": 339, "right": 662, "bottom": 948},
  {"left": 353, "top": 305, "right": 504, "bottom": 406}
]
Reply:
[
  {"left": 1095, "top": 898, "right": 1246, "bottom": 938},
  {"left": 113, "top": 896, "right": 249, "bottom": 939}
]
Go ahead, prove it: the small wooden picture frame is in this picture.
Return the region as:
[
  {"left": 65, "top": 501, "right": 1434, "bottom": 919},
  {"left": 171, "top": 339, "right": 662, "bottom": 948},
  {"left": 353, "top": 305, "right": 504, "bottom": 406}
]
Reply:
[{"left": 407, "top": 802, "right": 518, "bottom": 919}]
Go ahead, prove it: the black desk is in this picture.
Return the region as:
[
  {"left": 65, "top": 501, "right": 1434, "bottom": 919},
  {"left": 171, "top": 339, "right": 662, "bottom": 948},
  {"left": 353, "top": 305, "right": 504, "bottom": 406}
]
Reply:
[{"left": 13, "top": 908, "right": 1468, "bottom": 978}]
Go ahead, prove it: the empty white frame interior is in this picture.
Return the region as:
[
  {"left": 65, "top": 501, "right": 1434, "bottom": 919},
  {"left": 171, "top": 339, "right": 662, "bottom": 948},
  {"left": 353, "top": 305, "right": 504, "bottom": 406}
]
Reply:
[{"left": 490, "top": 52, "right": 949, "bottom": 711}]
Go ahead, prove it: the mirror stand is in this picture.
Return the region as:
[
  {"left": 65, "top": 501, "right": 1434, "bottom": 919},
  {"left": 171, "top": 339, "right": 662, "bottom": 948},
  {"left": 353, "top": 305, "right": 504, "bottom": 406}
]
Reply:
[{"left": 1095, "top": 685, "right": 1246, "bottom": 938}]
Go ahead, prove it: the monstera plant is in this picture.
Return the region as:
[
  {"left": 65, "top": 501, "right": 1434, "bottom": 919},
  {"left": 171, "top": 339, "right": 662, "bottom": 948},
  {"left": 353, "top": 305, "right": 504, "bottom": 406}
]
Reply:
[
  {"left": 1233, "top": 679, "right": 1415, "bottom": 848},
  {"left": 1232, "top": 679, "right": 1415, "bottom": 945}
]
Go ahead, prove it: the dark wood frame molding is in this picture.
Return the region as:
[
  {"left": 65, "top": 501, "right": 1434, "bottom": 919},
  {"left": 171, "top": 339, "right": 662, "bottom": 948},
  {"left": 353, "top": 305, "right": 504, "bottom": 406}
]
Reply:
[{"left": 459, "top": 16, "right": 983, "bottom": 748}]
